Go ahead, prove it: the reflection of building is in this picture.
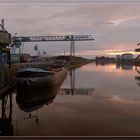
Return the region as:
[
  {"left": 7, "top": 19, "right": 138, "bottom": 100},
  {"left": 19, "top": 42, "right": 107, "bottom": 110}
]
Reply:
[
  {"left": 116, "top": 63, "right": 121, "bottom": 69},
  {"left": 121, "top": 64, "right": 133, "bottom": 70},
  {"left": 115, "top": 63, "right": 133, "bottom": 70},
  {"left": 0, "top": 93, "right": 13, "bottom": 136}
]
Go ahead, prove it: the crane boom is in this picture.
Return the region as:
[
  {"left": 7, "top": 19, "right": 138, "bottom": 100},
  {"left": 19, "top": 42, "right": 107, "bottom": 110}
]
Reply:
[{"left": 12, "top": 35, "right": 94, "bottom": 43}]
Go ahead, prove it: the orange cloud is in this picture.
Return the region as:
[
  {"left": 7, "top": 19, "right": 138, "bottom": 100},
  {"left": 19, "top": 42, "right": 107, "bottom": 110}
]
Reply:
[{"left": 110, "top": 16, "right": 139, "bottom": 26}]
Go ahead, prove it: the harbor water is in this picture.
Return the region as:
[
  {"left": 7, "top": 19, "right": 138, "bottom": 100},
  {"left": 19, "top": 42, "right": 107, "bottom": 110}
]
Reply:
[{"left": 1, "top": 62, "right": 140, "bottom": 136}]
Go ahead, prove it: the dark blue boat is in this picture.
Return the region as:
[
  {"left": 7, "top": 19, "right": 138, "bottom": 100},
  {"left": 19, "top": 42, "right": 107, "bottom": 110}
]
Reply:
[{"left": 17, "top": 67, "right": 67, "bottom": 88}]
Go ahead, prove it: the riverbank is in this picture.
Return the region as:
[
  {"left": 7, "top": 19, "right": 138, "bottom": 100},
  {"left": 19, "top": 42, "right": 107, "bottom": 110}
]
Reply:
[
  {"left": 10, "top": 58, "right": 92, "bottom": 73},
  {"left": 2, "top": 59, "right": 92, "bottom": 85},
  {"left": 7, "top": 60, "right": 140, "bottom": 82},
  {"left": 0, "top": 59, "right": 91, "bottom": 95},
  {"left": 67, "top": 59, "right": 92, "bottom": 70}
]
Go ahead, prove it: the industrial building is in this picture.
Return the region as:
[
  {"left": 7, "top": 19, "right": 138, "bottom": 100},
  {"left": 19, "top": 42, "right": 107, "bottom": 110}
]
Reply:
[
  {"left": 116, "top": 53, "right": 134, "bottom": 61},
  {"left": 121, "top": 53, "right": 134, "bottom": 60},
  {"left": 11, "top": 53, "right": 31, "bottom": 63}
]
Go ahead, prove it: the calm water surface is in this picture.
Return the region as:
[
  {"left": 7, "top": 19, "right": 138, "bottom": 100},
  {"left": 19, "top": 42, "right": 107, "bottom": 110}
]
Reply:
[{"left": 2, "top": 63, "right": 140, "bottom": 136}]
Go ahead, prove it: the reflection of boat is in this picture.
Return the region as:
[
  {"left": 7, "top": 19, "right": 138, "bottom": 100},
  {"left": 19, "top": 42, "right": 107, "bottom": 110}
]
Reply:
[{"left": 16, "top": 67, "right": 67, "bottom": 112}]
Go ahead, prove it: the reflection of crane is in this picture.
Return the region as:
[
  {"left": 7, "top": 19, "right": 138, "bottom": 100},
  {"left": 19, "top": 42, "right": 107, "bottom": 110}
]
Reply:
[
  {"left": 59, "top": 69, "right": 94, "bottom": 96},
  {"left": 11, "top": 35, "right": 94, "bottom": 58},
  {"left": 69, "top": 69, "right": 75, "bottom": 95}
]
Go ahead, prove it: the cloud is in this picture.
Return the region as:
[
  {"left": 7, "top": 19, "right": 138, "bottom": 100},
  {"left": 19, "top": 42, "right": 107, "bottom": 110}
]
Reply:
[
  {"left": 0, "top": 3, "right": 140, "bottom": 57},
  {"left": 0, "top": 0, "right": 140, "bottom": 3}
]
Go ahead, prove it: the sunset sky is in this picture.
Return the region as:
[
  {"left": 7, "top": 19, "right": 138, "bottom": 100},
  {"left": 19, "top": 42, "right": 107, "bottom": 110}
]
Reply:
[{"left": 0, "top": 1, "right": 140, "bottom": 58}]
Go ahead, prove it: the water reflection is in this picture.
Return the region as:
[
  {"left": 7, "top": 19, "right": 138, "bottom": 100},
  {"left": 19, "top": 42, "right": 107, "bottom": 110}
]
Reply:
[
  {"left": 1, "top": 63, "right": 140, "bottom": 136},
  {"left": 59, "top": 88, "right": 94, "bottom": 95},
  {"left": 135, "top": 66, "right": 140, "bottom": 87},
  {"left": 0, "top": 93, "right": 13, "bottom": 136},
  {"left": 16, "top": 73, "right": 67, "bottom": 112},
  {"left": 60, "top": 69, "right": 94, "bottom": 96},
  {"left": 16, "top": 83, "right": 60, "bottom": 112},
  {"left": 116, "top": 63, "right": 133, "bottom": 70}
]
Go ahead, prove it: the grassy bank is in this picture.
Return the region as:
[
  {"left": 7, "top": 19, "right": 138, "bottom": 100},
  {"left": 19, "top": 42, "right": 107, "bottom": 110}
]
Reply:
[{"left": 67, "top": 59, "right": 92, "bottom": 70}]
